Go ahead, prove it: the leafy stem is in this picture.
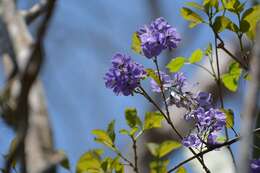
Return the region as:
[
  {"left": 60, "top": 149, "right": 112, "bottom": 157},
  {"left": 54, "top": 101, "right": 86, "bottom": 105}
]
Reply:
[{"left": 130, "top": 135, "right": 139, "bottom": 173}]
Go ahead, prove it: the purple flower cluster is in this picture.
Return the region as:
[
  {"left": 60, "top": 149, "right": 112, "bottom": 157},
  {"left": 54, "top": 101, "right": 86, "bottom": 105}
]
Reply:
[
  {"left": 182, "top": 92, "right": 226, "bottom": 147},
  {"left": 137, "top": 17, "right": 181, "bottom": 58},
  {"left": 104, "top": 53, "right": 146, "bottom": 96},
  {"left": 251, "top": 159, "right": 260, "bottom": 173},
  {"left": 150, "top": 71, "right": 186, "bottom": 93}
]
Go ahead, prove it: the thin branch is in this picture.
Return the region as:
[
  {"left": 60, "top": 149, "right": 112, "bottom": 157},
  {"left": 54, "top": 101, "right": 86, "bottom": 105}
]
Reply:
[{"left": 168, "top": 128, "right": 260, "bottom": 173}]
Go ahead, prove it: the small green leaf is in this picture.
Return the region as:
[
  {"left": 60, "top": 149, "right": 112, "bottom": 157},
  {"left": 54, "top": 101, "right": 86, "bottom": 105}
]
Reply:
[
  {"left": 130, "top": 126, "right": 139, "bottom": 136},
  {"left": 58, "top": 150, "right": 70, "bottom": 170},
  {"left": 125, "top": 108, "right": 142, "bottom": 129},
  {"left": 92, "top": 129, "right": 114, "bottom": 148},
  {"left": 224, "top": 0, "right": 244, "bottom": 13},
  {"left": 76, "top": 149, "right": 104, "bottom": 173},
  {"left": 158, "top": 140, "right": 182, "bottom": 158},
  {"left": 107, "top": 120, "right": 116, "bottom": 143},
  {"left": 242, "top": 5, "right": 260, "bottom": 40},
  {"left": 221, "top": 62, "right": 242, "bottom": 92},
  {"left": 213, "top": 16, "right": 231, "bottom": 33},
  {"left": 149, "top": 160, "right": 169, "bottom": 173},
  {"left": 203, "top": 0, "right": 219, "bottom": 10},
  {"left": 119, "top": 129, "right": 129, "bottom": 135},
  {"left": 189, "top": 49, "right": 203, "bottom": 63},
  {"left": 146, "top": 68, "right": 160, "bottom": 85},
  {"left": 180, "top": 7, "right": 203, "bottom": 28},
  {"left": 131, "top": 32, "right": 142, "bottom": 54},
  {"left": 205, "top": 43, "right": 212, "bottom": 56},
  {"left": 166, "top": 57, "right": 186, "bottom": 72},
  {"left": 240, "top": 20, "right": 250, "bottom": 33},
  {"left": 185, "top": 2, "right": 204, "bottom": 11},
  {"left": 243, "top": 72, "right": 252, "bottom": 81},
  {"left": 176, "top": 166, "right": 187, "bottom": 173},
  {"left": 144, "top": 112, "right": 164, "bottom": 130},
  {"left": 147, "top": 143, "right": 159, "bottom": 156},
  {"left": 221, "top": 108, "right": 234, "bottom": 128}
]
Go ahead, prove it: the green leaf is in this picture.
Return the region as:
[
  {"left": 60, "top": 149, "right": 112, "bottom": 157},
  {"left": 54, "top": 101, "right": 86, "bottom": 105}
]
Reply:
[
  {"left": 158, "top": 140, "right": 182, "bottom": 158},
  {"left": 242, "top": 5, "right": 260, "bottom": 40},
  {"left": 213, "top": 16, "right": 231, "bottom": 33},
  {"left": 221, "top": 62, "right": 242, "bottom": 92},
  {"left": 147, "top": 143, "right": 159, "bottom": 156},
  {"left": 146, "top": 68, "right": 160, "bottom": 85},
  {"left": 180, "top": 7, "right": 204, "bottom": 28},
  {"left": 125, "top": 108, "right": 142, "bottom": 129},
  {"left": 240, "top": 20, "right": 250, "bottom": 33},
  {"left": 76, "top": 149, "right": 104, "bottom": 173},
  {"left": 176, "top": 166, "right": 187, "bottom": 173},
  {"left": 107, "top": 120, "right": 116, "bottom": 143},
  {"left": 92, "top": 129, "right": 114, "bottom": 148},
  {"left": 189, "top": 49, "right": 203, "bottom": 63},
  {"left": 131, "top": 32, "right": 142, "bottom": 54},
  {"left": 149, "top": 160, "right": 169, "bottom": 173},
  {"left": 224, "top": 0, "right": 244, "bottom": 13},
  {"left": 144, "top": 112, "right": 164, "bottom": 130},
  {"left": 243, "top": 72, "right": 252, "bottom": 81},
  {"left": 119, "top": 129, "right": 129, "bottom": 135},
  {"left": 203, "top": 0, "right": 219, "bottom": 10},
  {"left": 185, "top": 2, "right": 204, "bottom": 11},
  {"left": 166, "top": 57, "right": 186, "bottom": 72},
  {"left": 58, "top": 150, "right": 70, "bottom": 170},
  {"left": 205, "top": 43, "right": 212, "bottom": 56},
  {"left": 221, "top": 108, "right": 234, "bottom": 128}
]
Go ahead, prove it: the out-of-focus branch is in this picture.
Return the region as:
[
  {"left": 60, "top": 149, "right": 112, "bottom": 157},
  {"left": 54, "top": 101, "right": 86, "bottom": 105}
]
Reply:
[
  {"left": 238, "top": 24, "right": 260, "bottom": 173},
  {"left": 20, "top": 0, "right": 49, "bottom": 24},
  {"left": 0, "top": 0, "right": 60, "bottom": 173}
]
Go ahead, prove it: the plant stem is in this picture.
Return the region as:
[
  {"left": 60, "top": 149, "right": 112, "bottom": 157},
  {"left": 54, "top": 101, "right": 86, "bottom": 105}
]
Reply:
[
  {"left": 131, "top": 136, "right": 139, "bottom": 173},
  {"left": 168, "top": 128, "right": 260, "bottom": 173},
  {"left": 139, "top": 86, "right": 211, "bottom": 173}
]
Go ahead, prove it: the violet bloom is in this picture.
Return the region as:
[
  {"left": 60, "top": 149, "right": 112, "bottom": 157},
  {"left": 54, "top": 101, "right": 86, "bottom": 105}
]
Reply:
[
  {"left": 172, "top": 72, "right": 187, "bottom": 91},
  {"left": 182, "top": 134, "right": 201, "bottom": 147},
  {"left": 150, "top": 71, "right": 172, "bottom": 92},
  {"left": 137, "top": 17, "right": 181, "bottom": 58},
  {"left": 104, "top": 53, "right": 146, "bottom": 96},
  {"left": 151, "top": 17, "right": 181, "bottom": 49},
  {"left": 251, "top": 159, "right": 260, "bottom": 173},
  {"left": 195, "top": 92, "right": 213, "bottom": 110}
]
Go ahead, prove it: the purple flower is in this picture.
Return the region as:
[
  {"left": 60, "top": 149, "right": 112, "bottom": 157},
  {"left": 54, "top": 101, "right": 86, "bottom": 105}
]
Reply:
[
  {"left": 207, "top": 132, "right": 218, "bottom": 145},
  {"left": 172, "top": 72, "right": 187, "bottom": 91},
  {"left": 150, "top": 71, "right": 172, "bottom": 92},
  {"left": 104, "top": 53, "right": 146, "bottom": 96},
  {"left": 182, "top": 134, "right": 201, "bottom": 147},
  {"left": 137, "top": 17, "right": 181, "bottom": 58},
  {"left": 151, "top": 17, "right": 181, "bottom": 49},
  {"left": 195, "top": 92, "right": 213, "bottom": 110},
  {"left": 251, "top": 159, "right": 260, "bottom": 173}
]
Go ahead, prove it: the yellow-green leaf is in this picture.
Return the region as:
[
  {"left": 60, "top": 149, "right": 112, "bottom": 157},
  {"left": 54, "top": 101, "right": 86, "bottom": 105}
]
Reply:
[
  {"left": 158, "top": 140, "right": 182, "bottom": 158},
  {"left": 149, "top": 160, "right": 169, "bottom": 173},
  {"left": 176, "top": 166, "right": 187, "bottom": 173},
  {"left": 221, "top": 108, "right": 234, "bottom": 128},
  {"left": 76, "top": 149, "right": 104, "bottom": 173},
  {"left": 181, "top": 7, "right": 203, "bottom": 28},
  {"left": 189, "top": 49, "right": 203, "bottom": 63},
  {"left": 221, "top": 62, "right": 242, "bottom": 92},
  {"left": 242, "top": 5, "right": 260, "bottom": 40},
  {"left": 92, "top": 129, "right": 114, "bottom": 148},
  {"left": 213, "top": 16, "right": 232, "bottom": 33},
  {"left": 144, "top": 112, "right": 164, "bottom": 130},
  {"left": 147, "top": 143, "right": 159, "bottom": 156},
  {"left": 185, "top": 2, "right": 204, "bottom": 11},
  {"left": 107, "top": 120, "right": 116, "bottom": 143},
  {"left": 131, "top": 32, "right": 142, "bottom": 54},
  {"left": 146, "top": 68, "right": 160, "bottom": 84},
  {"left": 166, "top": 57, "right": 186, "bottom": 72},
  {"left": 125, "top": 108, "right": 142, "bottom": 129}
]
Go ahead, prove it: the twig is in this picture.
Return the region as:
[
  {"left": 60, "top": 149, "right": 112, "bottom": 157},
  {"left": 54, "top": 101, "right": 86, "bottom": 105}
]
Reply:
[
  {"left": 168, "top": 128, "right": 260, "bottom": 173},
  {"left": 131, "top": 136, "right": 139, "bottom": 173}
]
